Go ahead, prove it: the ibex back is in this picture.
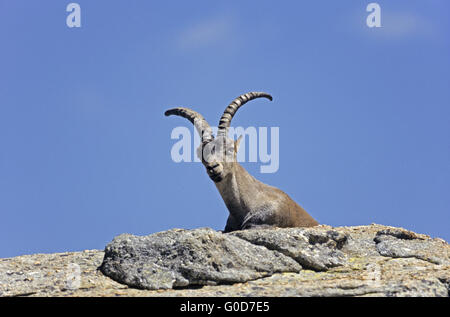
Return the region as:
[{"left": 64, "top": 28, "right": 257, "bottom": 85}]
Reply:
[{"left": 165, "top": 92, "right": 318, "bottom": 232}]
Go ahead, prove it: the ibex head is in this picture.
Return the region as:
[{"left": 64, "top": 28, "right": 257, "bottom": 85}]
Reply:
[{"left": 165, "top": 92, "right": 272, "bottom": 182}]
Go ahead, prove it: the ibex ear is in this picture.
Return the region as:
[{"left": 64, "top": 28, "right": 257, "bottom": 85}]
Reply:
[{"left": 234, "top": 135, "right": 243, "bottom": 154}]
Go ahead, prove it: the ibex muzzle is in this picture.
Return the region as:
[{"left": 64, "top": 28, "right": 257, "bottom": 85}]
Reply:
[{"left": 165, "top": 92, "right": 318, "bottom": 232}]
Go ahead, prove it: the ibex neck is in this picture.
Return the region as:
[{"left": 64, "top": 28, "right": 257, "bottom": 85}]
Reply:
[{"left": 215, "top": 163, "right": 259, "bottom": 221}]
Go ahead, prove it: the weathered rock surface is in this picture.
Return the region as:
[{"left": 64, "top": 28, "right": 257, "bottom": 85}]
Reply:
[
  {"left": 0, "top": 224, "right": 449, "bottom": 297},
  {"left": 99, "top": 228, "right": 301, "bottom": 289},
  {"left": 230, "top": 227, "right": 347, "bottom": 271},
  {"left": 374, "top": 228, "right": 449, "bottom": 265}
]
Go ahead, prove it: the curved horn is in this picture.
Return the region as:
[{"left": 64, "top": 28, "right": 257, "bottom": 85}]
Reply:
[
  {"left": 165, "top": 107, "right": 214, "bottom": 144},
  {"left": 217, "top": 92, "right": 273, "bottom": 137}
]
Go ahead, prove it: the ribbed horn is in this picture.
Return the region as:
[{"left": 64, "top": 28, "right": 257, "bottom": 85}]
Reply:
[
  {"left": 165, "top": 107, "right": 214, "bottom": 144},
  {"left": 217, "top": 92, "right": 272, "bottom": 137}
]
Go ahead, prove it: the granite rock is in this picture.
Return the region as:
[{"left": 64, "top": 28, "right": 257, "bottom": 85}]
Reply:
[
  {"left": 99, "top": 228, "right": 301, "bottom": 289},
  {"left": 229, "top": 227, "right": 347, "bottom": 271},
  {"left": 1, "top": 224, "right": 449, "bottom": 297},
  {"left": 374, "top": 228, "right": 450, "bottom": 265}
]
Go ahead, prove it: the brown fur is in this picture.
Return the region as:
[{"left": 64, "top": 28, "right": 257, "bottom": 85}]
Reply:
[{"left": 216, "top": 161, "right": 318, "bottom": 232}]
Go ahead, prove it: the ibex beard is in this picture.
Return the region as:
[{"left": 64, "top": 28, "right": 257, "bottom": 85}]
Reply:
[{"left": 165, "top": 92, "right": 318, "bottom": 232}]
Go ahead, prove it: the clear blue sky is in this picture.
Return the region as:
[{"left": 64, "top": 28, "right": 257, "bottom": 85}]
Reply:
[{"left": 1, "top": 1, "right": 449, "bottom": 258}]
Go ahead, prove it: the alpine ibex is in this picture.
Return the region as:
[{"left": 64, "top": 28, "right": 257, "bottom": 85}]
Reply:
[{"left": 165, "top": 92, "right": 318, "bottom": 232}]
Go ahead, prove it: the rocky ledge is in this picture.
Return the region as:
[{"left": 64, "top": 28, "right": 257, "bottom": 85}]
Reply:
[{"left": 1, "top": 224, "right": 449, "bottom": 297}]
